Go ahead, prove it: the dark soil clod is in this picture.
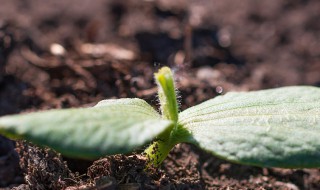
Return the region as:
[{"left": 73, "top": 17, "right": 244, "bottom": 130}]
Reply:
[
  {"left": 0, "top": 136, "right": 22, "bottom": 187},
  {"left": 14, "top": 141, "right": 77, "bottom": 190},
  {"left": 87, "top": 154, "right": 165, "bottom": 189}
]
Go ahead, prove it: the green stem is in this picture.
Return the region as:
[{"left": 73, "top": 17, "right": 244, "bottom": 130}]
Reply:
[
  {"left": 144, "top": 67, "right": 179, "bottom": 167},
  {"left": 144, "top": 135, "right": 176, "bottom": 167},
  {"left": 144, "top": 124, "right": 190, "bottom": 167}
]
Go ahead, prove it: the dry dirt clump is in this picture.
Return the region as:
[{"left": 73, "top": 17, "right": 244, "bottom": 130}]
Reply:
[
  {"left": 13, "top": 142, "right": 78, "bottom": 190},
  {"left": 74, "top": 152, "right": 203, "bottom": 189},
  {"left": 86, "top": 154, "right": 162, "bottom": 189},
  {"left": 0, "top": 136, "right": 22, "bottom": 188},
  {"left": 11, "top": 146, "right": 205, "bottom": 189}
]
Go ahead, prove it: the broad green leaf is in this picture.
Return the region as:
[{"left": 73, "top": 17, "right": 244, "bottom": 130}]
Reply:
[
  {"left": 0, "top": 98, "right": 173, "bottom": 160},
  {"left": 179, "top": 86, "right": 320, "bottom": 168}
]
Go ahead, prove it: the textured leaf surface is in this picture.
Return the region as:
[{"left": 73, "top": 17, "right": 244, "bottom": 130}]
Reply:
[
  {"left": 0, "top": 98, "right": 172, "bottom": 159},
  {"left": 179, "top": 86, "right": 320, "bottom": 168}
]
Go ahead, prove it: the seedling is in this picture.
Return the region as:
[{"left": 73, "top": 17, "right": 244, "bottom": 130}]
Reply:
[{"left": 0, "top": 67, "right": 320, "bottom": 168}]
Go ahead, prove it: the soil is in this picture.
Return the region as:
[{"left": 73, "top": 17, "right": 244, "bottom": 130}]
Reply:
[{"left": 1, "top": 0, "right": 320, "bottom": 189}]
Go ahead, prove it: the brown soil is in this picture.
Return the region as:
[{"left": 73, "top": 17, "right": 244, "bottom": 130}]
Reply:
[{"left": 1, "top": 0, "right": 320, "bottom": 189}]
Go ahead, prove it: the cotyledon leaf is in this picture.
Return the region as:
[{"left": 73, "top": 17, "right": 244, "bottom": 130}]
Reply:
[
  {"left": 0, "top": 98, "right": 173, "bottom": 160},
  {"left": 179, "top": 86, "right": 320, "bottom": 168}
]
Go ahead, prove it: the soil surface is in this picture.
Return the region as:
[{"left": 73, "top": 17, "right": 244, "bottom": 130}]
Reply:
[{"left": 1, "top": 0, "right": 320, "bottom": 189}]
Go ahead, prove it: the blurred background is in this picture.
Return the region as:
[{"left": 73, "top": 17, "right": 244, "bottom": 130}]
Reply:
[
  {"left": 1, "top": 0, "right": 320, "bottom": 114},
  {"left": 1, "top": 0, "right": 320, "bottom": 188}
]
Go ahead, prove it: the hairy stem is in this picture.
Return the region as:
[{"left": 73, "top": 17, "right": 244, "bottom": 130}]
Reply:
[
  {"left": 144, "top": 67, "right": 179, "bottom": 167},
  {"left": 144, "top": 123, "right": 191, "bottom": 167},
  {"left": 144, "top": 135, "right": 176, "bottom": 167}
]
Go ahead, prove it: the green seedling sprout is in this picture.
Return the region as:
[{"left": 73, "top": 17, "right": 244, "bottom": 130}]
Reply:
[{"left": 1, "top": 66, "right": 320, "bottom": 168}]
